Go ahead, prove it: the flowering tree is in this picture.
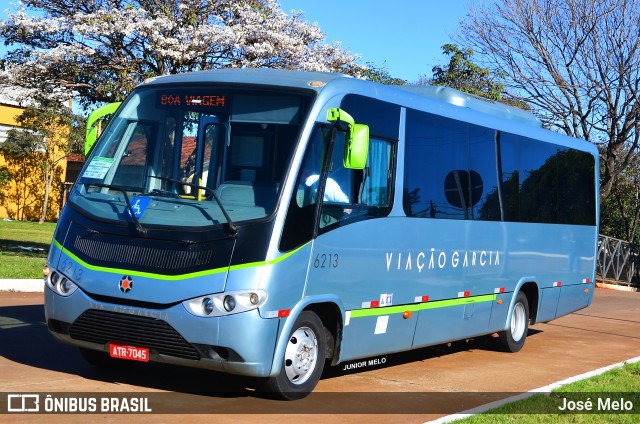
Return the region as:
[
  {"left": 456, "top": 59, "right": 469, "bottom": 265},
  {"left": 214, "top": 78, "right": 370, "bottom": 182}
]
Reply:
[{"left": 0, "top": 0, "right": 363, "bottom": 107}]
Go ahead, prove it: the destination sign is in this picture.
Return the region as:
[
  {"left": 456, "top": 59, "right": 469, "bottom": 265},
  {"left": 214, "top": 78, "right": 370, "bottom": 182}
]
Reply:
[{"left": 158, "top": 92, "right": 227, "bottom": 108}]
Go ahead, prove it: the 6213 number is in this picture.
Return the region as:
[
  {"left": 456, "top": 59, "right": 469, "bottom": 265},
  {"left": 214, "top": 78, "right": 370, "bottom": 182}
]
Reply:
[{"left": 314, "top": 253, "right": 339, "bottom": 268}]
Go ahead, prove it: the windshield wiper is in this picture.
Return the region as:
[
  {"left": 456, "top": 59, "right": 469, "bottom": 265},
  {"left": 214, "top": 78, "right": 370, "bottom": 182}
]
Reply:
[
  {"left": 84, "top": 182, "right": 147, "bottom": 236},
  {"left": 150, "top": 176, "right": 237, "bottom": 235}
]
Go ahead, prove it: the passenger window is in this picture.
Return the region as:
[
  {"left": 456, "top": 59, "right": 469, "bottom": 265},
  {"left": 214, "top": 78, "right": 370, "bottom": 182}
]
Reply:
[
  {"left": 468, "top": 125, "right": 497, "bottom": 221},
  {"left": 520, "top": 139, "right": 558, "bottom": 223},
  {"left": 404, "top": 110, "right": 468, "bottom": 219}
]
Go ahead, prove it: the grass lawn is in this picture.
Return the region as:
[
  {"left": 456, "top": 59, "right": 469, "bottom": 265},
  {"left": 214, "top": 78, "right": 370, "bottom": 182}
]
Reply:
[
  {"left": 0, "top": 219, "right": 56, "bottom": 278},
  {"left": 457, "top": 361, "right": 640, "bottom": 422}
]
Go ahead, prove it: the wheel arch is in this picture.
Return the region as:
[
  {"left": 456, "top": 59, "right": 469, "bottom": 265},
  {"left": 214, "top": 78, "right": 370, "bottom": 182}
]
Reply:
[
  {"left": 269, "top": 295, "right": 344, "bottom": 376},
  {"left": 509, "top": 278, "right": 539, "bottom": 327}
]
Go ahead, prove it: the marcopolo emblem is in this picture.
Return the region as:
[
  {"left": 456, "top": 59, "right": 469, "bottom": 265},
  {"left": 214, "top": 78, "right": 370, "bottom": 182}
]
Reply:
[{"left": 119, "top": 275, "right": 134, "bottom": 293}]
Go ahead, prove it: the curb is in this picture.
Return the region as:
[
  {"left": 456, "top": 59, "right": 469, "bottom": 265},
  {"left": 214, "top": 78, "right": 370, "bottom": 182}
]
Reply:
[
  {"left": 0, "top": 279, "right": 44, "bottom": 292},
  {"left": 427, "top": 355, "right": 640, "bottom": 423},
  {"left": 596, "top": 281, "right": 639, "bottom": 292}
]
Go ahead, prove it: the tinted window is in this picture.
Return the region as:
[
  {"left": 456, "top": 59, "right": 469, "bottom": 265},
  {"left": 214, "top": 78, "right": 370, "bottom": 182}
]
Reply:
[
  {"left": 469, "top": 125, "right": 498, "bottom": 221},
  {"left": 404, "top": 108, "right": 596, "bottom": 226},
  {"left": 341, "top": 94, "right": 401, "bottom": 139},
  {"left": 519, "top": 139, "right": 558, "bottom": 223},
  {"left": 404, "top": 110, "right": 468, "bottom": 219},
  {"left": 557, "top": 149, "right": 596, "bottom": 225}
]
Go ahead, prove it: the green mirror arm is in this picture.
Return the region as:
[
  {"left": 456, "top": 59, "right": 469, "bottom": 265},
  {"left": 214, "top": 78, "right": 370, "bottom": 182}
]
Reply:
[
  {"left": 327, "top": 108, "right": 355, "bottom": 127},
  {"left": 85, "top": 102, "right": 121, "bottom": 156}
]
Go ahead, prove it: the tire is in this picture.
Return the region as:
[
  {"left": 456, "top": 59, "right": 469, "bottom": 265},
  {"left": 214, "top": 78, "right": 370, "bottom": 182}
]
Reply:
[
  {"left": 261, "top": 311, "right": 327, "bottom": 400},
  {"left": 79, "top": 348, "right": 133, "bottom": 369},
  {"left": 496, "top": 291, "right": 529, "bottom": 352}
]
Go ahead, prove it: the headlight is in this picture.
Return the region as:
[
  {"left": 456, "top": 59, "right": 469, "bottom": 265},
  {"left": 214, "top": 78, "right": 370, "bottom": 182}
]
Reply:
[
  {"left": 202, "top": 297, "right": 214, "bottom": 315},
  {"left": 45, "top": 268, "right": 78, "bottom": 297},
  {"left": 183, "top": 290, "right": 268, "bottom": 317},
  {"left": 223, "top": 295, "right": 236, "bottom": 312}
]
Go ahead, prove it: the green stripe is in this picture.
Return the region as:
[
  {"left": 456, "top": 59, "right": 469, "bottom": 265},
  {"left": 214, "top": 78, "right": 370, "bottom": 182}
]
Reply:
[
  {"left": 350, "top": 294, "right": 498, "bottom": 318},
  {"left": 53, "top": 239, "right": 307, "bottom": 281}
]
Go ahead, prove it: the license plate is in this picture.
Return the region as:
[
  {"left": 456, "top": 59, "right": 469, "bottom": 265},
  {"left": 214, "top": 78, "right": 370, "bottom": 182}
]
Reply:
[{"left": 109, "top": 343, "right": 149, "bottom": 362}]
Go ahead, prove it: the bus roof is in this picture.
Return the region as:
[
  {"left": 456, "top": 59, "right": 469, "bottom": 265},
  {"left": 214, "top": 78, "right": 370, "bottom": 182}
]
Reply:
[
  {"left": 144, "top": 68, "right": 542, "bottom": 127},
  {"left": 143, "top": 68, "right": 347, "bottom": 92},
  {"left": 397, "top": 85, "right": 542, "bottom": 128}
]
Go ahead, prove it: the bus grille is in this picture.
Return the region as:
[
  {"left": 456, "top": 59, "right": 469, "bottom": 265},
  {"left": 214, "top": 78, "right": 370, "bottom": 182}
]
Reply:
[
  {"left": 73, "top": 236, "right": 214, "bottom": 271},
  {"left": 69, "top": 309, "right": 200, "bottom": 361}
]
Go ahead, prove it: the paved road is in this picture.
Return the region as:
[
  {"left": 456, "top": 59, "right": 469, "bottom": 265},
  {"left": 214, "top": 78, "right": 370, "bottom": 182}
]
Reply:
[{"left": 0, "top": 287, "right": 639, "bottom": 423}]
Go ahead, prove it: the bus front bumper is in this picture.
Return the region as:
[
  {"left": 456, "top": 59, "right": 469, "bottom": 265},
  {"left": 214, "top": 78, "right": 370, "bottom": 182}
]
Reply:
[{"left": 44, "top": 286, "right": 281, "bottom": 378}]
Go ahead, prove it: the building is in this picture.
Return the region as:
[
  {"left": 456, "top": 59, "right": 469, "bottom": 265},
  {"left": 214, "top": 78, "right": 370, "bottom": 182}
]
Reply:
[{"left": 0, "top": 87, "right": 70, "bottom": 221}]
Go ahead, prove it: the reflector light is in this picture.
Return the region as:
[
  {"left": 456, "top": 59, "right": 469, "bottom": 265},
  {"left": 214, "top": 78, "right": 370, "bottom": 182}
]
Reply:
[
  {"left": 371, "top": 300, "right": 380, "bottom": 308},
  {"left": 458, "top": 291, "right": 470, "bottom": 297},
  {"left": 278, "top": 309, "right": 290, "bottom": 318},
  {"left": 553, "top": 281, "right": 562, "bottom": 287}
]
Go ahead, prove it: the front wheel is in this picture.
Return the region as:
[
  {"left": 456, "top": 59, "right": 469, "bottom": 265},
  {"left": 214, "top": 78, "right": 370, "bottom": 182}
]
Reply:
[
  {"left": 261, "top": 311, "right": 326, "bottom": 400},
  {"left": 496, "top": 292, "right": 529, "bottom": 352}
]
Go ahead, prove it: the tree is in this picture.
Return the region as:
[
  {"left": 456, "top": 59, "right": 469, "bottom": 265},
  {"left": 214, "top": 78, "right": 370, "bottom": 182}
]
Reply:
[
  {"left": 459, "top": 0, "right": 640, "bottom": 204},
  {"left": 424, "top": 44, "right": 505, "bottom": 101},
  {"left": 600, "top": 156, "right": 640, "bottom": 242},
  {"left": 362, "top": 62, "right": 406, "bottom": 85},
  {"left": 0, "top": 0, "right": 363, "bottom": 107},
  {"left": 0, "top": 97, "right": 84, "bottom": 223}
]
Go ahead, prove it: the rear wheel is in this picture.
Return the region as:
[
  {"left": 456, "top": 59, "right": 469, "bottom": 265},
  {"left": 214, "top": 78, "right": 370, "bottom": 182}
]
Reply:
[
  {"left": 496, "top": 291, "right": 529, "bottom": 352},
  {"left": 261, "top": 311, "right": 326, "bottom": 400}
]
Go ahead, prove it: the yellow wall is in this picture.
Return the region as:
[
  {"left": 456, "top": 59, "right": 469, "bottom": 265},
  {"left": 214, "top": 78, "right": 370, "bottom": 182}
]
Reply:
[
  {"left": 0, "top": 103, "right": 21, "bottom": 126},
  {"left": 0, "top": 103, "right": 68, "bottom": 221}
]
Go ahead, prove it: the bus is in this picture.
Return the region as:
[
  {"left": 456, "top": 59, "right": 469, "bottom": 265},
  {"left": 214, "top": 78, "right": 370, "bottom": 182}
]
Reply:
[{"left": 44, "top": 69, "right": 599, "bottom": 399}]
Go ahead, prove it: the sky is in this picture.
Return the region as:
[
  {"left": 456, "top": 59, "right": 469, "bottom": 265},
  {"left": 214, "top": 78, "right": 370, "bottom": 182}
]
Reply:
[
  {"left": 278, "top": 0, "right": 473, "bottom": 82},
  {"left": 0, "top": 0, "right": 473, "bottom": 83}
]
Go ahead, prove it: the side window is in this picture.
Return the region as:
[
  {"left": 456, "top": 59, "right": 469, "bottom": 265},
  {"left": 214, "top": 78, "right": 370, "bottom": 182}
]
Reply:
[
  {"left": 520, "top": 139, "right": 558, "bottom": 223},
  {"left": 404, "top": 108, "right": 595, "bottom": 226},
  {"left": 469, "top": 125, "right": 498, "bottom": 221},
  {"left": 557, "top": 149, "right": 596, "bottom": 225},
  {"left": 404, "top": 110, "right": 469, "bottom": 219},
  {"left": 318, "top": 134, "right": 394, "bottom": 232},
  {"left": 361, "top": 138, "right": 393, "bottom": 207},
  {"left": 496, "top": 133, "right": 520, "bottom": 222}
]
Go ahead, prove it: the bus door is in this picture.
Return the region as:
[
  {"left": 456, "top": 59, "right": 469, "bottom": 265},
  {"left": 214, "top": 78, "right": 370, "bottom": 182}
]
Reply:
[{"left": 301, "top": 121, "right": 416, "bottom": 361}]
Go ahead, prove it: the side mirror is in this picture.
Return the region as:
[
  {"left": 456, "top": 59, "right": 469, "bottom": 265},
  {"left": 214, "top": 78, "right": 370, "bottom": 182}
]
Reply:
[
  {"left": 344, "top": 124, "right": 369, "bottom": 169},
  {"left": 327, "top": 108, "right": 370, "bottom": 170}
]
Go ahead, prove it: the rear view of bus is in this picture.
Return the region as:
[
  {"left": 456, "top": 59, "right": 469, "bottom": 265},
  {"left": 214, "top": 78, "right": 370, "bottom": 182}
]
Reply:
[{"left": 44, "top": 69, "right": 599, "bottom": 400}]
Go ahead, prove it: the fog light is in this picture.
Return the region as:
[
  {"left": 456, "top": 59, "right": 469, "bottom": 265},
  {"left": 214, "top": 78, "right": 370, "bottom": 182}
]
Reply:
[
  {"left": 50, "top": 272, "right": 60, "bottom": 287},
  {"left": 223, "top": 295, "right": 236, "bottom": 312},
  {"left": 249, "top": 293, "right": 259, "bottom": 305},
  {"left": 202, "top": 297, "right": 214, "bottom": 315}
]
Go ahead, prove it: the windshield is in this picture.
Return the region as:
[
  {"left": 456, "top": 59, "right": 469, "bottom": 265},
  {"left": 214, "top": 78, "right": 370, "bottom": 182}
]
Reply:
[{"left": 72, "top": 85, "right": 310, "bottom": 230}]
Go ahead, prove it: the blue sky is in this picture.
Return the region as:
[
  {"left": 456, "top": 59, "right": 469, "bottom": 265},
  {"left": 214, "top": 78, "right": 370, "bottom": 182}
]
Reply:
[
  {"left": 279, "top": 0, "right": 472, "bottom": 82},
  {"left": 0, "top": 1, "right": 472, "bottom": 83}
]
